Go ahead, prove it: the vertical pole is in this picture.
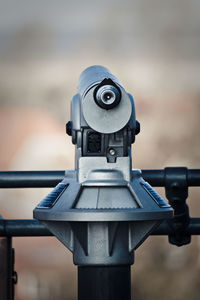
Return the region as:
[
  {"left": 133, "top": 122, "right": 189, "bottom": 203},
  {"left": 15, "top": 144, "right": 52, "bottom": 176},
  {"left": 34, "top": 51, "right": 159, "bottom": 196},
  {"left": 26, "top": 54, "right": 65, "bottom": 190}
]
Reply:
[
  {"left": 78, "top": 265, "right": 131, "bottom": 300},
  {"left": 0, "top": 237, "right": 16, "bottom": 300}
]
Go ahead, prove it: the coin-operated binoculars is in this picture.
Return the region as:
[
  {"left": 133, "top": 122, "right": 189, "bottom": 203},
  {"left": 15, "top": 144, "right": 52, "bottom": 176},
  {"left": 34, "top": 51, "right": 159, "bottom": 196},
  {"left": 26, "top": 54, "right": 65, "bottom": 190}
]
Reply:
[{"left": 34, "top": 66, "right": 173, "bottom": 300}]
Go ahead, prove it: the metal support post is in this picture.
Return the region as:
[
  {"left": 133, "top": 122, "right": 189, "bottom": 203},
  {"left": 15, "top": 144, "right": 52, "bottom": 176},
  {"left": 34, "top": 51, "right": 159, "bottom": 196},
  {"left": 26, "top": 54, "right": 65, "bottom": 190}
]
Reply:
[
  {"left": 0, "top": 236, "right": 17, "bottom": 300},
  {"left": 78, "top": 266, "right": 131, "bottom": 300},
  {"left": 164, "top": 167, "right": 190, "bottom": 246}
]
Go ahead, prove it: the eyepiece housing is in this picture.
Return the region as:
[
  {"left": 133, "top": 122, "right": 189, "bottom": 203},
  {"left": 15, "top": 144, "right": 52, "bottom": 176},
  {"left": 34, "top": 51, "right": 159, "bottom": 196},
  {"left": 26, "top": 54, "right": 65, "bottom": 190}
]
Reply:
[{"left": 94, "top": 83, "right": 121, "bottom": 109}]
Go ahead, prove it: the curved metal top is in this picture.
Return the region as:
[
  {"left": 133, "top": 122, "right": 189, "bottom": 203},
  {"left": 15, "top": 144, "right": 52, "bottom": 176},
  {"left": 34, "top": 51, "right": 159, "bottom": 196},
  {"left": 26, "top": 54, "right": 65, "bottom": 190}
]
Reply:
[{"left": 78, "top": 65, "right": 122, "bottom": 97}]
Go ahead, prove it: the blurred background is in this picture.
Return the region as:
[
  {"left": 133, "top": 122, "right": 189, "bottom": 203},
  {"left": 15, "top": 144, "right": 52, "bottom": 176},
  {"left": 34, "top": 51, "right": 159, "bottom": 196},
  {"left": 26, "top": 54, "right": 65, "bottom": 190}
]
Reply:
[{"left": 0, "top": 0, "right": 200, "bottom": 299}]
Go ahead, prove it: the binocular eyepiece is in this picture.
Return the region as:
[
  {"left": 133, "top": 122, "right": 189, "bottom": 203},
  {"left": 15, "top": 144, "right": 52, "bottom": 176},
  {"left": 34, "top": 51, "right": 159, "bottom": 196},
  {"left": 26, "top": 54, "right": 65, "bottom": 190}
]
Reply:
[
  {"left": 94, "top": 79, "right": 121, "bottom": 110},
  {"left": 75, "top": 65, "right": 134, "bottom": 135}
]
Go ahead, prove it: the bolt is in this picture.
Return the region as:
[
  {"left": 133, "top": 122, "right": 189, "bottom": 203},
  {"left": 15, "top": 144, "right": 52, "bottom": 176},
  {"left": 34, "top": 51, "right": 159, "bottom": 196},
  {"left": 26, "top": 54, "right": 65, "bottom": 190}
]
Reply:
[{"left": 109, "top": 148, "right": 116, "bottom": 156}]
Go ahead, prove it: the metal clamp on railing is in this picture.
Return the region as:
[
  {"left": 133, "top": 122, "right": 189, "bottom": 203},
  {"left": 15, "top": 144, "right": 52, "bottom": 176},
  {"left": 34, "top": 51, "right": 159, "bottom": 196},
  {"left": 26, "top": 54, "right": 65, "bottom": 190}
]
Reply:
[{"left": 165, "top": 167, "right": 190, "bottom": 246}]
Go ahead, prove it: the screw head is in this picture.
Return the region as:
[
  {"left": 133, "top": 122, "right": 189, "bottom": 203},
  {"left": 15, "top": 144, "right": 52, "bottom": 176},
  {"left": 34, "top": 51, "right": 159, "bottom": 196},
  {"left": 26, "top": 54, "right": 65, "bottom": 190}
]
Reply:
[{"left": 109, "top": 148, "right": 116, "bottom": 156}]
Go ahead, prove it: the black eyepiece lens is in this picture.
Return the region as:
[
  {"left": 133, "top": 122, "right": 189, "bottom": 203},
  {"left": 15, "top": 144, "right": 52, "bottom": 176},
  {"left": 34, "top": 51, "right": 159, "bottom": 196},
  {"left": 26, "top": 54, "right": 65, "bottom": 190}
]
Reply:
[{"left": 95, "top": 84, "right": 121, "bottom": 109}]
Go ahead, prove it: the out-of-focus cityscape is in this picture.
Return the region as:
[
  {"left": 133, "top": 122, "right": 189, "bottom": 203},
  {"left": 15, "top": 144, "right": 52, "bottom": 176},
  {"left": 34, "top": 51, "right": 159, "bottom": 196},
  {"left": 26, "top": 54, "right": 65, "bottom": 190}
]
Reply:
[{"left": 0, "top": 0, "right": 200, "bottom": 299}]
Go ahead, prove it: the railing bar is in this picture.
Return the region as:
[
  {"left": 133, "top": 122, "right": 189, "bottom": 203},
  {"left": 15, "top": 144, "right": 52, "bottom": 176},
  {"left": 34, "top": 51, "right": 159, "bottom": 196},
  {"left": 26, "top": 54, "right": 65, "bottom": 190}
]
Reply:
[
  {"left": 0, "top": 219, "right": 200, "bottom": 237},
  {"left": 0, "top": 169, "right": 200, "bottom": 188}
]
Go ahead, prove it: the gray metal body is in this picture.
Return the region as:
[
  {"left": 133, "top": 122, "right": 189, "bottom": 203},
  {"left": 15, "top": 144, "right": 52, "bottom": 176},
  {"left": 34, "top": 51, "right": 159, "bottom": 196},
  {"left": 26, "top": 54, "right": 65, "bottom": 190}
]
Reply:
[{"left": 34, "top": 65, "right": 173, "bottom": 266}]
